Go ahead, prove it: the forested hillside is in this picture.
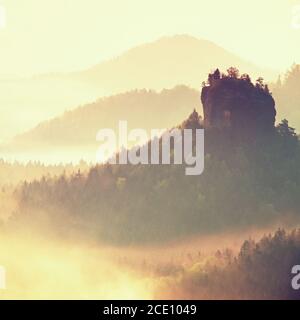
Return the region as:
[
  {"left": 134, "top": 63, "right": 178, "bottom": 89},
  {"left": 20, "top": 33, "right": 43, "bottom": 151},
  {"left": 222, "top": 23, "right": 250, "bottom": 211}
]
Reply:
[
  {"left": 10, "top": 86, "right": 199, "bottom": 149},
  {"left": 13, "top": 111, "right": 300, "bottom": 244},
  {"left": 156, "top": 229, "right": 300, "bottom": 299}
]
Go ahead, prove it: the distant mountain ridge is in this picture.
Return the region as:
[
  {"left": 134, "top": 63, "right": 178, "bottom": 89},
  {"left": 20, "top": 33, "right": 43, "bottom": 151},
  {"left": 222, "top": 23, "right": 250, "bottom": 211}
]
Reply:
[
  {"left": 73, "top": 34, "right": 276, "bottom": 91},
  {"left": 10, "top": 85, "right": 198, "bottom": 146},
  {"left": 0, "top": 35, "right": 276, "bottom": 143}
]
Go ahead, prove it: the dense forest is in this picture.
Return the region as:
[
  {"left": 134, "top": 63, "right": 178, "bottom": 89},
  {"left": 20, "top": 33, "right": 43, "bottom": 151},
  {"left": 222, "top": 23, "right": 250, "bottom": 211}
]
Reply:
[
  {"left": 1, "top": 68, "right": 300, "bottom": 300},
  {"left": 0, "top": 159, "right": 89, "bottom": 187},
  {"left": 10, "top": 86, "right": 199, "bottom": 148},
  {"left": 156, "top": 229, "right": 300, "bottom": 299},
  {"left": 9, "top": 70, "right": 300, "bottom": 245},
  {"left": 0, "top": 0, "right": 299, "bottom": 300}
]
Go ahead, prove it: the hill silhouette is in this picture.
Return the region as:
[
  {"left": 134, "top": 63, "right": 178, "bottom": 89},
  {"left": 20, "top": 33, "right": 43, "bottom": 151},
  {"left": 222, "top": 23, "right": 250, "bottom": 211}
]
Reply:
[
  {"left": 76, "top": 35, "right": 275, "bottom": 91},
  {"left": 12, "top": 74, "right": 300, "bottom": 244},
  {"left": 0, "top": 35, "right": 276, "bottom": 143},
  {"left": 5, "top": 86, "right": 199, "bottom": 162}
]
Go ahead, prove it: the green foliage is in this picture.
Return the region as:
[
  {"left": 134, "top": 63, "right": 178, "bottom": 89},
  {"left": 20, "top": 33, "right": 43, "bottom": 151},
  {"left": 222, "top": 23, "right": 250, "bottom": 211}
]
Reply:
[
  {"left": 13, "top": 118, "right": 300, "bottom": 244},
  {"left": 0, "top": 159, "right": 89, "bottom": 186},
  {"left": 157, "top": 229, "right": 300, "bottom": 299}
]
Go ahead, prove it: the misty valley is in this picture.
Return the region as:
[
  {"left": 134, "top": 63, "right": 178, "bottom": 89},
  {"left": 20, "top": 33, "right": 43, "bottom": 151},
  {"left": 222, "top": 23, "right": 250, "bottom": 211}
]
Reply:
[
  {"left": 1, "top": 3, "right": 300, "bottom": 302},
  {"left": 0, "top": 67, "right": 300, "bottom": 300}
]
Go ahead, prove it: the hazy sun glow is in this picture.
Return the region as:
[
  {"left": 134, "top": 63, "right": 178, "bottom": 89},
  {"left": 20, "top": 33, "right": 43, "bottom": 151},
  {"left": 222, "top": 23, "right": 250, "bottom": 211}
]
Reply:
[
  {"left": 0, "top": 0, "right": 299, "bottom": 76},
  {"left": 0, "top": 234, "right": 154, "bottom": 300},
  {"left": 0, "top": 0, "right": 299, "bottom": 301}
]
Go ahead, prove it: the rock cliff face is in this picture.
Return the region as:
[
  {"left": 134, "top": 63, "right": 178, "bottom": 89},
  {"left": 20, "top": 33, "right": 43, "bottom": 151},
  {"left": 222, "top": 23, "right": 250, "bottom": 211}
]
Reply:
[{"left": 201, "top": 69, "right": 276, "bottom": 135}]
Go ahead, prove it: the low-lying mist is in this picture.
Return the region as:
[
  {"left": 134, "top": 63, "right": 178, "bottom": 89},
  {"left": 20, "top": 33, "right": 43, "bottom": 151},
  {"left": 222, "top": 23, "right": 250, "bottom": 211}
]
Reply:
[
  {"left": 0, "top": 214, "right": 296, "bottom": 300},
  {"left": 0, "top": 231, "right": 154, "bottom": 299}
]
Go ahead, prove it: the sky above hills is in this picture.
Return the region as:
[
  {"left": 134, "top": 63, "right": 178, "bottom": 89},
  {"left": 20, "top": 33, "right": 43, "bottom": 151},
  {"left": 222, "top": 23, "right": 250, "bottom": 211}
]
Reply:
[
  {"left": 0, "top": 34, "right": 272, "bottom": 143},
  {"left": 0, "top": 0, "right": 299, "bottom": 77}
]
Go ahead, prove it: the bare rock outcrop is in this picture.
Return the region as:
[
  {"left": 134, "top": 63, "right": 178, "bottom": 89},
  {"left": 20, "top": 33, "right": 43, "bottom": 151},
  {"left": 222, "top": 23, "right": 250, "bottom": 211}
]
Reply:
[{"left": 201, "top": 68, "right": 276, "bottom": 135}]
